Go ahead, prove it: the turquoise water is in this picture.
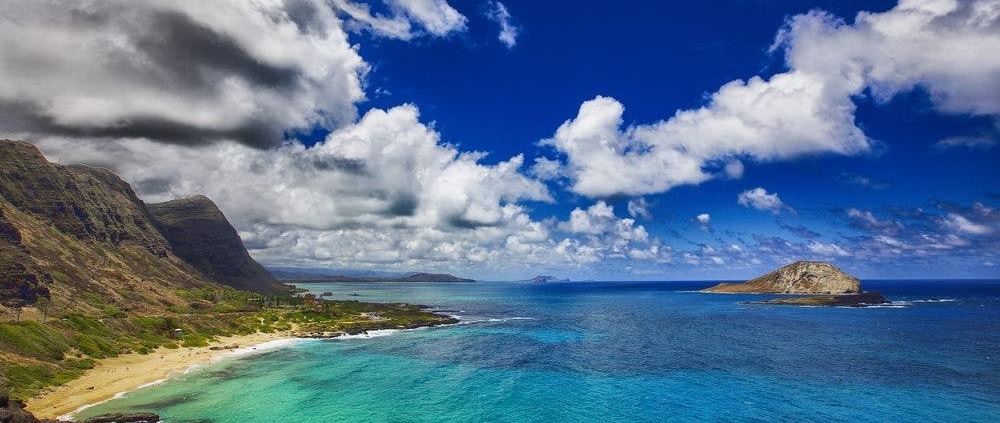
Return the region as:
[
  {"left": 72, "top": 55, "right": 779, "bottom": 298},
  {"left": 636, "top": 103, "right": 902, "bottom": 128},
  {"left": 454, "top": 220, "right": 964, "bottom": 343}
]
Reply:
[{"left": 78, "top": 281, "right": 1000, "bottom": 422}]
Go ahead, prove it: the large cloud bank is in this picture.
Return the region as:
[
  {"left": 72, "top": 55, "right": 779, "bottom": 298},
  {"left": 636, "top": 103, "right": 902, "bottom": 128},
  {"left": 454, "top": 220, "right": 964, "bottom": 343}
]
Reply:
[
  {"left": 539, "top": 0, "right": 1000, "bottom": 197},
  {"left": 1, "top": 0, "right": 995, "bottom": 277}
]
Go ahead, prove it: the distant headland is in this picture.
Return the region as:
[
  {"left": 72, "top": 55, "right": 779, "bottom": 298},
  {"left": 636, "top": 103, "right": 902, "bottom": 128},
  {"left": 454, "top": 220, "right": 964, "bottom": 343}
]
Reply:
[
  {"left": 278, "top": 271, "right": 475, "bottom": 283},
  {"left": 521, "top": 275, "right": 570, "bottom": 283}
]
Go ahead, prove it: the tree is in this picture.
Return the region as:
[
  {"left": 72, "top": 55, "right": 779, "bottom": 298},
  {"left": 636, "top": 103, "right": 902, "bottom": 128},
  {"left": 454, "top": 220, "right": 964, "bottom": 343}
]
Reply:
[
  {"left": 35, "top": 297, "right": 51, "bottom": 323},
  {"left": 3, "top": 299, "right": 25, "bottom": 322}
]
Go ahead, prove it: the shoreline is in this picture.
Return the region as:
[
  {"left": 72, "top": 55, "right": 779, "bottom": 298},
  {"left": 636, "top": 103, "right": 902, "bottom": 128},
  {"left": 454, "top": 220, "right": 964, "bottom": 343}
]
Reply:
[{"left": 25, "top": 331, "right": 299, "bottom": 420}]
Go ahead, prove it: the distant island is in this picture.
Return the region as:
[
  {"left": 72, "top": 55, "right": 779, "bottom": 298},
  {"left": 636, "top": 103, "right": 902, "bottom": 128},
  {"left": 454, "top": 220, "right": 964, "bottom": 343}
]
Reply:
[
  {"left": 522, "top": 275, "right": 570, "bottom": 283},
  {"left": 701, "top": 261, "right": 889, "bottom": 307},
  {"left": 703, "top": 261, "right": 861, "bottom": 294},
  {"left": 281, "top": 272, "right": 475, "bottom": 283}
]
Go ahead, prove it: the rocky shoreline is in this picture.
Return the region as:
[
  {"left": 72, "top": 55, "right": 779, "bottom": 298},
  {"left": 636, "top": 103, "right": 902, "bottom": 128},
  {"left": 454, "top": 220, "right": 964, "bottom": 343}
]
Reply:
[
  {"left": 295, "top": 316, "right": 460, "bottom": 338},
  {"left": 748, "top": 291, "right": 891, "bottom": 307},
  {"left": 2, "top": 394, "right": 158, "bottom": 423}
]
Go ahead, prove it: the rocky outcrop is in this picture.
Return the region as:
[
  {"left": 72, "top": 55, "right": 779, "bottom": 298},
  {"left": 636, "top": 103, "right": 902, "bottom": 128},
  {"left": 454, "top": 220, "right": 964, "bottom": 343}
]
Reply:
[
  {"left": 0, "top": 394, "right": 39, "bottom": 423},
  {"left": 148, "top": 195, "right": 285, "bottom": 293},
  {"left": 0, "top": 394, "right": 159, "bottom": 423},
  {"left": 703, "top": 261, "right": 861, "bottom": 294},
  {"left": 754, "top": 291, "right": 890, "bottom": 307}
]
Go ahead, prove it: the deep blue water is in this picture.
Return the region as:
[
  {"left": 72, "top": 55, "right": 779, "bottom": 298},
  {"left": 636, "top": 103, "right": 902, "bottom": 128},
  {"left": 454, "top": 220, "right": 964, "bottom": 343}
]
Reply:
[{"left": 79, "top": 280, "right": 1000, "bottom": 422}]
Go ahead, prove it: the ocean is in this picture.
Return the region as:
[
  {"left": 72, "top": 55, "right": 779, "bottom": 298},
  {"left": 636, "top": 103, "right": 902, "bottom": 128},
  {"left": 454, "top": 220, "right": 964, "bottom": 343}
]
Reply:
[{"left": 77, "top": 280, "right": 1000, "bottom": 422}]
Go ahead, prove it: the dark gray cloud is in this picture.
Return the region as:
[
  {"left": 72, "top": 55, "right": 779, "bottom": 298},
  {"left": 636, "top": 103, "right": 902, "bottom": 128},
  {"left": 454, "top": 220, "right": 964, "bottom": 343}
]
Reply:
[
  {"left": 137, "top": 11, "right": 301, "bottom": 91},
  {"left": 0, "top": 0, "right": 365, "bottom": 148},
  {"left": 310, "top": 156, "right": 367, "bottom": 175},
  {"left": 386, "top": 194, "right": 419, "bottom": 217},
  {"left": 0, "top": 106, "right": 282, "bottom": 148},
  {"left": 284, "top": 0, "right": 332, "bottom": 35}
]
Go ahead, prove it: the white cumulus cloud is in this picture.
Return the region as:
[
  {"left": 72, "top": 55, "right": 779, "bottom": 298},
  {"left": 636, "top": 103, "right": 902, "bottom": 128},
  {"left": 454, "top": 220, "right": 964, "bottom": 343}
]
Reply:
[
  {"left": 36, "top": 105, "right": 549, "bottom": 232},
  {"left": 538, "top": 0, "right": 1000, "bottom": 198},
  {"left": 737, "top": 187, "right": 786, "bottom": 213},
  {"left": 0, "top": 0, "right": 684, "bottom": 278},
  {"left": 33, "top": 105, "right": 671, "bottom": 275}
]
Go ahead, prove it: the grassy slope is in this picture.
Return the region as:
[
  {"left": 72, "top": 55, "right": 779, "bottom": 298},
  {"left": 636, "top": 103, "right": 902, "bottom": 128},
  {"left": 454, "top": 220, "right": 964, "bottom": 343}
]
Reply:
[
  {"left": 0, "top": 285, "right": 455, "bottom": 399},
  {"left": 2, "top": 200, "right": 212, "bottom": 316},
  {"left": 0, "top": 202, "right": 455, "bottom": 400}
]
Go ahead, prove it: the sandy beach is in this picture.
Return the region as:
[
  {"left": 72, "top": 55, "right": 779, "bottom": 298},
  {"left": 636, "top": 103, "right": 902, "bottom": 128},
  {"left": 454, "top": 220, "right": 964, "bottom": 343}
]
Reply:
[{"left": 25, "top": 331, "right": 298, "bottom": 420}]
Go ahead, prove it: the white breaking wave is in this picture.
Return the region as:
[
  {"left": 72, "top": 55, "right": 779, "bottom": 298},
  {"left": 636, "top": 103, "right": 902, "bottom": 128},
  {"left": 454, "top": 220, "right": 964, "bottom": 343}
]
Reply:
[
  {"left": 450, "top": 315, "right": 535, "bottom": 325},
  {"left": 332, "top": 329, "right": 404, "bottom": 340},
  {"left": 207, "top": 338, "right": 310, "bottom": 364}
]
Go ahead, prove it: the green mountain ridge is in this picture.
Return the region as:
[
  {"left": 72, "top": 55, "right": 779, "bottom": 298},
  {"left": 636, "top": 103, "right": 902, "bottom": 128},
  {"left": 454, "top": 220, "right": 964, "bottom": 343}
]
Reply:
[{"left": 0, "top": 139, "right": 284, "bottom": 311}]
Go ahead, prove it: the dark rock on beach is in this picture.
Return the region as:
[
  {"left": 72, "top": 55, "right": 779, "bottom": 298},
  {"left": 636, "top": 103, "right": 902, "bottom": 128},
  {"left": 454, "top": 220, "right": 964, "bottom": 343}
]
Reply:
[
  {"left": 78, "top": 413, "right": 160, "bottom": 423},
  {"left": 2, "top": 392, "right": 159, "bottom": 423},
  {"left": 0, "top": 395, "right": 40, "bottom": 423}
]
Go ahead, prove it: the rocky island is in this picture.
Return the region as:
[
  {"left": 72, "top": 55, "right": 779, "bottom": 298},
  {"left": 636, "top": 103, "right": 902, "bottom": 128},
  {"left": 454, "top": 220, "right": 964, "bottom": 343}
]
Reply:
[
  {"left": 703, "top": 261, "right": 861, "bottom": 294},
  {"left": 702, "top": 261, "right": 889, "bottom": 307}
]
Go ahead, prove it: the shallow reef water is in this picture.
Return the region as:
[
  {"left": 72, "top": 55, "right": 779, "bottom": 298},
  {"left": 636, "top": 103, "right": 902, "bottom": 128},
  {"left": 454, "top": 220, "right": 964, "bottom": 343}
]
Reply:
[{"left": 79, "top": 280, "right": 1000, "bottom": 422}]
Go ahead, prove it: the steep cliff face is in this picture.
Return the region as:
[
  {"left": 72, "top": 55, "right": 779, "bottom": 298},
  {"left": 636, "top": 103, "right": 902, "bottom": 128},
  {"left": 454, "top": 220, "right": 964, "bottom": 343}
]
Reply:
[
  {"left": 148, "top": 196, "right": 285, "bottom": 293},
  {"left": 0, "top": 141, "right": 169, "bottom": 256},
  {"left": 0, "top": 139, "right": 281, "bottom": 313},
  {"left": 702, "top": 261, "right": 861, "bottom": 294},
  {"left": 0, "top": 207, "right": 51, "bottom": 303},
  {"left": 0, "top": 140, "right": 217, "bottom": 312}
]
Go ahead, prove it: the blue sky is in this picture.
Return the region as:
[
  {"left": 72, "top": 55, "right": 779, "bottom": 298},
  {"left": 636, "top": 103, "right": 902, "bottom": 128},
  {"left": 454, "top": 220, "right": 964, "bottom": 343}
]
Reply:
[{"left": 1, "top": 0, "right": 997, "bottom": 279}]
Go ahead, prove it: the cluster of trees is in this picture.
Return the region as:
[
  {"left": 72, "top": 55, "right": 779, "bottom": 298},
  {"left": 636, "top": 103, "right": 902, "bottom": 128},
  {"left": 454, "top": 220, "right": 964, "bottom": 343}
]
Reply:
[{"left": 0, "top": 297, "right": 50, "bottom": 322}]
